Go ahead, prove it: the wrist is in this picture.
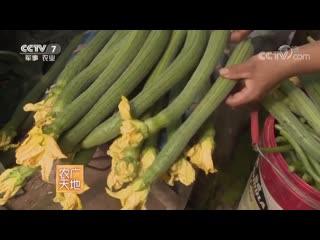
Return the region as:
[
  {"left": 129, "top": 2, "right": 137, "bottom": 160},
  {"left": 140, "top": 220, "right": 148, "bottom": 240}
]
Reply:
[
  {"left": 278, "top": 56, "right": 300, "bottom": 79},
  {"left": 281, "top": 42, "right": 320, "bottom": 76}
]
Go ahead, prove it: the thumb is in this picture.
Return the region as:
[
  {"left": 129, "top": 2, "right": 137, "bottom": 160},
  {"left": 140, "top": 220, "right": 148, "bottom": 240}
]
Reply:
[{"left": 219, "top": 61, "right": 252, "bottom": 80}]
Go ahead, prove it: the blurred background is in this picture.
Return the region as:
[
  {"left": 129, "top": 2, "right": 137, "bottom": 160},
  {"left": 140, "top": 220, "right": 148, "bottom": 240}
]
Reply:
[{"left": 0, "top": 30, "right": 84, "bottom": 125}]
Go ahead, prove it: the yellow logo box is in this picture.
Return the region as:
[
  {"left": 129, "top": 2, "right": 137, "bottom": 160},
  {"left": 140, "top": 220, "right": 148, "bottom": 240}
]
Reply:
[{"left": 56, "top": 165, "right": 84, "bottom": 193}]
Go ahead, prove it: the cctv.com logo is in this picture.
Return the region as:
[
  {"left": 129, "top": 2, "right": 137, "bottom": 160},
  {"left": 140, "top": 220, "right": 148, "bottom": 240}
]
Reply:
[{"left": 258, "top": 45, "right": 311, "bottom": 61}]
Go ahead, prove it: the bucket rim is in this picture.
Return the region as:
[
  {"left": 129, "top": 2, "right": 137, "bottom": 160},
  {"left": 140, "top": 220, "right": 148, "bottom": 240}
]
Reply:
[{"left": 260, "top": 115, "right": 320, "bottom": 207}]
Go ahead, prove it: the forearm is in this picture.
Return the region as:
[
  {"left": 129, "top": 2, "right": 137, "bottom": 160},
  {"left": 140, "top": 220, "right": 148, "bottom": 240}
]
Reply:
[{"left": 280, "top": 41, "right": 320, "bottom": 78}]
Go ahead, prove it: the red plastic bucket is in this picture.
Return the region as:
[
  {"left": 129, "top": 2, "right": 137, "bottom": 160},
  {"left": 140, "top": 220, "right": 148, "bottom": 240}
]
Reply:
[{"left": 238, "top": 113, "right": 320, "bottom": 210}]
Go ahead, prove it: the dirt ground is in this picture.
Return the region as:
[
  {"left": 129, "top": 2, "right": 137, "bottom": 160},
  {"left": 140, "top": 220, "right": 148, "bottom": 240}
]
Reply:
[{"left": 5, "top": 147, "right": 193, "bottom": 210}]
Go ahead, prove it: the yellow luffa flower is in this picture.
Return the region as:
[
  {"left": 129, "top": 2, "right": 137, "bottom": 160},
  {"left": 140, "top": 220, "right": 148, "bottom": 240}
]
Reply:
[
  {"left": 106, "top": 145, "right": 155, "bottom": 192},
  {"left": 107, "top": 137, "right": 130, "bottom": 190},
  {"left": 106, "top": 136, "right": 128, "bottom": 162},
  {"left": 54, "top": 184, "right": 89, "bottom": 210},
  {"left": 118, "top": 96, "right": 133, "bottom": 120},
  {"left": 106, "top": 180, "right": 150, "bottom": 210},
  {"left": 16, "top": 126, "right": 66, "bottom": 182},
  {"left": 23, "top": 97, "right": 55, "bottom": 127},
  {"left": 106, "top": 97, "right": 148, "bottom": 191},
  {"left": 163, "top": 157, "right": 195, "bottom": 186},
  {"left": 120, "top": 120, "right": 148, "bottom": 147},
  {"left": 106, "top": 150, "right": 140, "bottom": 191},
  {"left": 0, "top": 127, "right": 19, "bottom": 151},
  {"left": 107, "top": 171, "right": 125, "bottom": 191},
  {"left": 187, "top": 137, "right": 216, "bottom": 175},
  {"left": 119, "top": 96, "right": 149, "bottom": 148},
  {"left": 0, "top": 166, "right": 37, "bottom": 205},
  {"left": 139, "top": 148, "right": 156, "bottom": 175}
]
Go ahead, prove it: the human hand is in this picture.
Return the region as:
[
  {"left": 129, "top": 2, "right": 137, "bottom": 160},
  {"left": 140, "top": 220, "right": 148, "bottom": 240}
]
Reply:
[
  {"left": 219, "top": 54, "right": 291, "bottom": 107},
  {"left": 230, "top": 30, "right": 253, "bottom": 43}
]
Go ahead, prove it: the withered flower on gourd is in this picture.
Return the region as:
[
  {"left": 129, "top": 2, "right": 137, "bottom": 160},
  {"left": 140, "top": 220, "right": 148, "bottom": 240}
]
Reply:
[
  {"left": 0, "top": 127, "right": 19, "bottom": 151},
  {"left": 54, "top": 184, "right": 90, "bottom": 210},
  {"left": 16, "top": 126, "right": 66, "bottom": 182},
  {"left": 0, "top": 165, "right": 37, "bottom": 205},
  {"left": 107, "top": 97, "right": 148, "bottom": 190},
  {"left": 187, "top": 136, "right": 216, "bottom": 175},
  {"left": 23, "top": 97, "right": 56, "bottom": 127},
  {"left": 118, "top": 97, "right": 149, "bottom": 148},
  {"left": 163, "top": 156, "right": 195, "bottom": 186},
  {"left": 107, "top": 146, "right": 140, "bottom": 191},
  {"left": 139, "top": 147, "right": 156, "bottom": 175},
  {"left": 106, "top": 179, "right": 149, "bottom": 210}
]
